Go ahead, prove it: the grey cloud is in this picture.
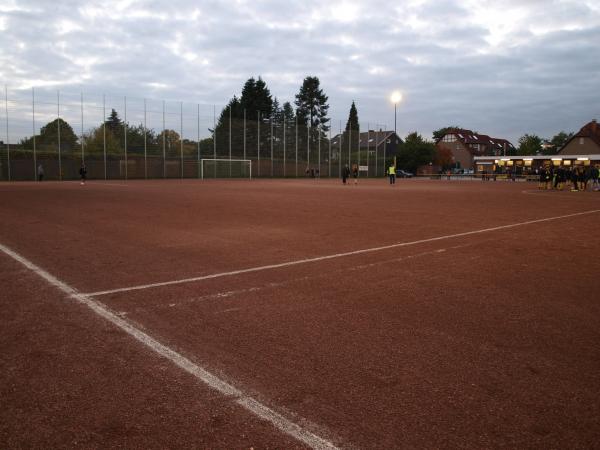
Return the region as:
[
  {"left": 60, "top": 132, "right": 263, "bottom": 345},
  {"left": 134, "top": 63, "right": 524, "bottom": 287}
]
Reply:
[{"left": 1, "top": 0, "right": 599, "bottom": 145}]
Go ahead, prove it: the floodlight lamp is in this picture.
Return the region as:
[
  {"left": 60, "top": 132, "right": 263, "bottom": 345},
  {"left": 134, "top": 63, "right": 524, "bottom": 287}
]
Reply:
[{"left": 390, "top": 91, "right": 403, "bottom": 104}]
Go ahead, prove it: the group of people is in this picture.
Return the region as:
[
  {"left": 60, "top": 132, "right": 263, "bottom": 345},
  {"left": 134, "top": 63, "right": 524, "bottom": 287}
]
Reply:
[
  {"left": 341, "top": 164, "right": 360, "bottom": 185},
  {"left": 538, "top": 164, "right": 600, "bottom": 191},
  {"left": 341, "top": 163, "right": 398, "bottom": 185},
  {"left": 36, "top": 162, "right": 87, "bottom": 185}
]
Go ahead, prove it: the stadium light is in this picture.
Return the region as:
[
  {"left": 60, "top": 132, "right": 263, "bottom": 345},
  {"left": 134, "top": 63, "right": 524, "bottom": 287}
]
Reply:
[{"left": 389, "top": 91, "right": 402, "bottom": 137}]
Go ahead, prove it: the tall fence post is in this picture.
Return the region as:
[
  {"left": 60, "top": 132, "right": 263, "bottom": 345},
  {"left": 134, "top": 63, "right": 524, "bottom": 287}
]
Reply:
[
  {"left": 243, "top": 109, "right": 246, "bottom": 161},
  {"left": 144, "top": 99, "right": 147, "bottom": 179},
  {"left": 328, "top": 125, "right": 331, "bottom": 178},
  {"left": 367, "top": 125, "right": 370, "bottom": 178},
  {"left": 357, "top": 123, "right": 360, "bottom": 175},
  {"left": 196, "top": 103, "right": 200, "bottom": 178},
  {"left": 270, "top": 118, "right": 273, "bottom": 177},
  {"left": 4, "top": 85, "right": 10, "bottom": 181},
  {"left": 283, "top": 116, "right": 286, "bottom": 177},
  {"left": 257, "top": 111, "right": 260, "bottom": 177},
  {"left": 162, "top": 100, "right": 166, "bottom": 178},
  {"left": 295, "top": 115, "right": 298, "bottom": 177},
  {"left": 103, "top": 94, "right": 107, "bottom": 180},
  {"left": 81, "top": 92, "right": 84, "bottom": 163},
  {"left": 180, "top": 101, "right": 184, "bottom": 179},
  {"left": 57, "top": 90, "right": 61, "bottom": 181},
  {"left": 32, "top": 87, "right": 36, "bottom": 180},
  {"left": 339, "top": 120, "right": 342, "bottom": 178},
  {"left": 213, "top": 104, "right": 216, "bottom": 178},
  {"left": 318, "top": 125, "right": 321, "bottom": 177},
  {"left": 124, "top": 96, "right": 128, "bottom": 180},
  {"left": 307, "top": 123, "right": 310, "bottom": 174}
]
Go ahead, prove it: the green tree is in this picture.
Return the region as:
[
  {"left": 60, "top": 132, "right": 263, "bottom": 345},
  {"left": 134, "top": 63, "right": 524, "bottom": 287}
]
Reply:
[
  {"left": 341, "top": 101, "right": 359, "bottom": 161},
  {"left": 547, "top": 131, "right": 573, "bottom": 154},
  {"left": 105, "top": 109, "right": 123, "bottom": 134},
  {"left": 294, "top": 76, "right": 329, "bottom": 131},
  {"left": 397, "top": 132, "right": 435, "bottom": 173},
  {"left": 239, "top": 76, "right": 273, "bottom": 120},
  {"left": 21, "top": 118, "right": 79, "bottom": 153},
  {"left": 282, "top": 101, "right": 295, "bottom": 123},
  {"left": 432, "top": 125, "right": 462, "bottom": 141},
  {"left": 213, "top": 96, "right": 243, "bottom": 157},
  {"left": 517, "top": 134, "right": 542, "bottom": 156},
  {"left": 236, "top": 77, "right": 274, "bottom": 159}
]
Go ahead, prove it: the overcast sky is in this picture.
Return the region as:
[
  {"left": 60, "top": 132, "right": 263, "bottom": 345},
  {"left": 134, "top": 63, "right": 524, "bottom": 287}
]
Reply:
[{"left": 1, "top": 0, "right": 600, "bottom": 143}]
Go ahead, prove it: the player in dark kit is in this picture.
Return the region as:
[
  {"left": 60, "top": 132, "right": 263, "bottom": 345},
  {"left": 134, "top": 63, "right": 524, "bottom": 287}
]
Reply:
[
  {"left": 79, "top": 163, "right": 87, "bottom": 185},
  {"left": 342, "top": 164, "right": 350, "bottom": 184}
]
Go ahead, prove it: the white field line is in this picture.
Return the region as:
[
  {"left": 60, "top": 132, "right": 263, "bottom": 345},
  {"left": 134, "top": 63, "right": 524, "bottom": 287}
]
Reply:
[
  {"left": 85, "top": 208, "right": 600, "bottom": 298},
  {"left": 0, "top": 242, "right": 339, "bottom": 450}
]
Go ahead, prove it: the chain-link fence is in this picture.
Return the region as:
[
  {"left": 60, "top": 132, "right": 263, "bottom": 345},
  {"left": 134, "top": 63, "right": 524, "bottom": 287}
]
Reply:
[{"left": 1, "top": 87, "right": 397, "bottom": 181}]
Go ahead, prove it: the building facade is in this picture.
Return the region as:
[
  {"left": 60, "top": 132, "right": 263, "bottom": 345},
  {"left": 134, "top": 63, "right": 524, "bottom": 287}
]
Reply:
[
  {"left": 436, "top": 129, "right": 515, "bottom": 170},
  {"left": 559, "top": 120, "right": 600, "bottom": 155}
]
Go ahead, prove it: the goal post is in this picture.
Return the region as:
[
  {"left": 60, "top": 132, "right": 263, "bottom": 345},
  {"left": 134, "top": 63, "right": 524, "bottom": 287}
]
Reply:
[{"left": 200, "top": 159, "right": 252, "bottom": 179}]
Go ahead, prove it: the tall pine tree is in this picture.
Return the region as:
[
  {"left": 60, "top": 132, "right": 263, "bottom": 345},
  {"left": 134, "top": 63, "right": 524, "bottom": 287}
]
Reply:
[
  {"left": 342, "top": 101, "right": 360, "bottom": 163},
  {"left": 294, "top": 76, "right": 329, "bottom": 131}
]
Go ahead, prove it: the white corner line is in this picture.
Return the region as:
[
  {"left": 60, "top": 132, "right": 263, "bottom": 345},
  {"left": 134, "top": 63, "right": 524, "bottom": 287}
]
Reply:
[
  {"left": 0, "top": 242, "right": 339, "bottom": 450},
  {"left": 85, "top": 208, "right": 600, "bottom": 298}
]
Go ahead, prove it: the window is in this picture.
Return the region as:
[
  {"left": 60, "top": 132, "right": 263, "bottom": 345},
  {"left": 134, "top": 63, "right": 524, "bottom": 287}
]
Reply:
[
  {"left": 579, "top": 137, "right": 584, "bottom": 145},
  {"left": 442, "top": 134, "right": 457, "bottom": 142}
]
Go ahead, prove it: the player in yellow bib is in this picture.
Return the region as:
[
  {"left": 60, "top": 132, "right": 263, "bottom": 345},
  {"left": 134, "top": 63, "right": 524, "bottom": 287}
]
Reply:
[{"left": 388, "top": 164, "right": 396, "bottom": 185}]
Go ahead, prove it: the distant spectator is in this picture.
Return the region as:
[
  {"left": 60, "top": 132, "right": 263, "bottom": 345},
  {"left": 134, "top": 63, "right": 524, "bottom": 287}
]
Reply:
[
  {"left": 342, "top": 164, "right": 350, "bottom": 185},
  {"left": 79, "top": 162, "right": 87, "bottom": 185},
  {"left": 37, "top": 163, "right": 44, "bottom": 182},
  {"left": 352, "top": 163, "right": 359, "bottom": 185},
  {"left": 591, "top": 164, "right": 599, "bottom": 191}
]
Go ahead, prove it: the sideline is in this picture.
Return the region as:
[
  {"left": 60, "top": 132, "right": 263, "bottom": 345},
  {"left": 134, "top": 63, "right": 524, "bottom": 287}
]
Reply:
[
  {"left": 0, "top": 242, "right": 339, "bottom": 450},
  {"left": 85, "top": 208, "right": 600, "bottom": 298}
]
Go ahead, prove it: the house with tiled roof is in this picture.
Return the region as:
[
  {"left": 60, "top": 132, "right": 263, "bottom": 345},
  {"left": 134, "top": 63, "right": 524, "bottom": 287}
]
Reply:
[
  {"left": 330, "top": 130, "right": 402, "bottom": 160},
  {"left": 435, "top": 128, "right": 515, "bottom": 169},
  {"left": 559, "top": 119, "right": 600, "bottom": 155}
]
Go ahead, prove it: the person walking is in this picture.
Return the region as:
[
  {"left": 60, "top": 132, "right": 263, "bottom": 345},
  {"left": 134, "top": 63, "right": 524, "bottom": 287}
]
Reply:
[
  {"left": 342, "top": 164, "right": 350, "bottom": 185},
  {"left": 352, "top": 163, "right": 359, "bottom": 185},
  {"left": 79, "top": 162, "right": 87, "bottom": 185},
  {"left": 388, "top": 163, "right": 396, "bottom": 185},
  {"left": 37, "top": 163, "right": 44, "bottom": 182}
]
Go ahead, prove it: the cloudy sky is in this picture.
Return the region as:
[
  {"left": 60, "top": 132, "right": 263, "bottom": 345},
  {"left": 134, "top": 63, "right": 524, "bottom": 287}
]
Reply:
[{"left": 1, "top": 0, "right": 600, "bottom": 143}]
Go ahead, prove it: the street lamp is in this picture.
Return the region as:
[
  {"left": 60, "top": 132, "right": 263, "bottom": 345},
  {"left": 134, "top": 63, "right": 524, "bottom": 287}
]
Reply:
[{"left": 390, "top": 91, "right": 403, "bottom": 137}]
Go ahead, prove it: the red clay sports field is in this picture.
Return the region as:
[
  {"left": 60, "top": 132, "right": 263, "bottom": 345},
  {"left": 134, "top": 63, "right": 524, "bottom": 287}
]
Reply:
[{"left": 1, "top": 178, "right": 599, "bottom": 448}]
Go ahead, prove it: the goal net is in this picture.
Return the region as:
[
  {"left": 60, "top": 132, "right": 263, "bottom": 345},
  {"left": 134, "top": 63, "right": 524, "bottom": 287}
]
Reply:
[{"left": 200, "top": 159, "right": 252, "bottom": 179}]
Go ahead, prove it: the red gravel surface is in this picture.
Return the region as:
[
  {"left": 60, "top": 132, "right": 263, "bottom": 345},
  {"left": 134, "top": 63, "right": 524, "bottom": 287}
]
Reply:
[{"left": 1, "top": 178, "right": 600, "bottom": 448}]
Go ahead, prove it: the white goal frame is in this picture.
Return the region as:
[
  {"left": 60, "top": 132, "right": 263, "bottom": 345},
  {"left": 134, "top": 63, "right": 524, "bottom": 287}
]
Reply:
[{"left": 200, "top": 159, "right": 252, "bottom": 180}]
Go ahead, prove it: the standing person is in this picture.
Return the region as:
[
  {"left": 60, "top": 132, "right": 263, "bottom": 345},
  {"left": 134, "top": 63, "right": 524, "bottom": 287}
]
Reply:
[
  {"left": 388, "top": 163, "right": 396, "bottom": 185},
  {"left": 37, "top": 163, "right": 44, "bottom": 182},
  {"left": 578, "top": 165, "right": 586, "bottom": 191},
  {"left": 342, "top": 164, "right": 350, "bottom": 185},
  {"left": 544, "top": 166, "right": 553, "bottom": 190},
  {"left": 538, "top": 165, "right": 547, "bottom": 190},
  {"left": 79, "top": 162, "right": 87, "bottom": 185},
  {"left": 591, "top": 164, "right": 600, "bottom": 191},
  {"left": 352, "top": 163, "right": 359, "bottom": 185}
]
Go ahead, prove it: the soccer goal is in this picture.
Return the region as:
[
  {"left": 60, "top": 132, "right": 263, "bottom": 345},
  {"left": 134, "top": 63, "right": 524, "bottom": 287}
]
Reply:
[{"left": 200, "top": 159, "right": 252, "bottom": 179}]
